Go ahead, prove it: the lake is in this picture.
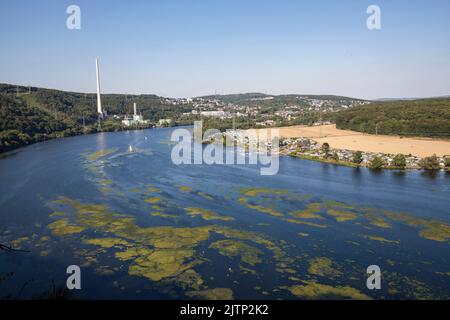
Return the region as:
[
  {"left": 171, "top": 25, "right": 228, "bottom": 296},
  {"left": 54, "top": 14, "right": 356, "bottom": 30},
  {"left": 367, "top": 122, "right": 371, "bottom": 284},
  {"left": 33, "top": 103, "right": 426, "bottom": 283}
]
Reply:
[{"left": 0, "top": 127, "right": 449, "bottom": 299}]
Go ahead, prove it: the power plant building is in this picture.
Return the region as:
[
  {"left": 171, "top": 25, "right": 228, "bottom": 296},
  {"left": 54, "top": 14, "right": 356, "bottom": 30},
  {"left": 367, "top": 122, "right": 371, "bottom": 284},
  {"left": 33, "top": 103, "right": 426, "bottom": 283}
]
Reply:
[{"left": 122, "top": 103, "right": 148, "bottom": 126}]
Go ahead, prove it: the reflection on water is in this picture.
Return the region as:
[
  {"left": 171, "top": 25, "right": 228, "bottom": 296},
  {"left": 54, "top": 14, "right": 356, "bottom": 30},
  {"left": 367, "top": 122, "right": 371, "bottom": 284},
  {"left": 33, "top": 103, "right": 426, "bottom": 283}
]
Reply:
[{"left": 0, "top": 127, "right": 449, "bottom": 300}]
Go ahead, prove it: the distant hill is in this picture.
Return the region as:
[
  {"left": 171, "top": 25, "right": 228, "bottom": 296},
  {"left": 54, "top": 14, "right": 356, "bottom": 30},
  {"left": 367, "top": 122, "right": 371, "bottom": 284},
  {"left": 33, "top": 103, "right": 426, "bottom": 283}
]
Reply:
[
  {"left": 199, "top": 93, "right": 272, "bottom": 104},
  {"left": 331, "top": 97, "right": 450, "bottom": 137},
  {"left": 0, "top": 83, "right": 190, "bottom": 121},
  {"left": 199, "top": 93, "right": 365, "bottom": 109},
  {"left": 375, "top": 95, "right": 450, "bottom": 102}
]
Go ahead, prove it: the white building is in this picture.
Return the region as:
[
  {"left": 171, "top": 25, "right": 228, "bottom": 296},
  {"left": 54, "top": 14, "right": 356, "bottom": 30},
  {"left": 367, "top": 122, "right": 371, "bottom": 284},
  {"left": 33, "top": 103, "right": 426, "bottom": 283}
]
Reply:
[
  {"left": 200, "top": 110, "right": 225, "bottom": 117},
  {"left": 122, "top": 103, "right": 149, "bottom": 126},
  {"left": 158, "top": 118, "right": 172, "bottom": 126}
]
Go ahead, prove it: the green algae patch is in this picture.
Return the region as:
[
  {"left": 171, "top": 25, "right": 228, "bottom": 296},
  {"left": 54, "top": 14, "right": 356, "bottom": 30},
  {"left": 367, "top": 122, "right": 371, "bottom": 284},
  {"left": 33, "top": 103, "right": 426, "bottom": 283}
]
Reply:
[
  {"left": 383, "top": 271, "right": 436, "bottom": 299},
  {"left": 246, "top": 204, "right": 283, "bottom": 217},
  {"left": 99, "top": 179, "right": 113, "bottom": 185},
  {"left": 10, "top": 236, "right": 29, "bottom": 249},
  {"left": 170, "top": 269, "right": 204, "bottom": 290},
  {"left": 83, "top": 238, "right": 132, "bottom": 248},
  {"left": 185, "top": 207, "right": 234, "bottom": 221},
  {"left": 178, "top": 185, "right": 193, "bottom": 192},
  {"left": 327, "top": 209, "right": 358, "bottom": 222},
  {"left": 288, "top": 281, "right": 371, "bottom": 300},
  {"left": 95, "top": 266, "right": 116, "bottom": 276},
  {"left": 290, "top": 203, "right": 323, "bottom": 219},
  {"left": 308, "top": 257, "right": 342, "bottom": 278},
  {"left": 50, "top": 198, "right": 211, "bottom": 283},
  {"left": 364, "top": 212, "right": 391, "bottom": 228},
  {"left": 256, "top": 222, "right": 271, "bottom": 227},
  {"left": 364, "top": 235, "right": 400, "bottom": 244},
  {"left": 115, "top": 247, "right": 153, "bottom": 261},
  {"left": 128, "top": 248, "right": 200, "bottom": 281},
  {"left": 288, "top": 200, "right": 360, "bottom": 223},
  {"left": 209, "top": 240, "right": 262, "bottom": 266},
  {"left": 239, "top": 188, "right": 288, "bottom": 197},
  {"left": 186, "top": 288, "right": 233, "bottom": 300},
  {"left": 85, "top": 148, "right": 118, "bottom": 161},
  {"left": 48, "top": 219, "right": 85, "bottom": 237},
  {"left": 144, "top": 196, "right": 161, "bottom": 204},
  {"left": 418, "top": 223, "right": 450, "bottom": 242},
  {"left": 381, "top": 211, "right": 450, "bottom": 242},
  {"left": 211, "top": 226, "right": 294, "bottom": 274},
  {"left": 197, "top": 192, "right": 214, "bottom": 201},
  {"left": 323, "top": 200, "right": 355, "bottom": 210},
  {"left": 150, "top": 212, "right": 179, "bottom": 219},
  {"left": 147, "top": 187, "right": 160, "bottom": 192},
  {"left": 49, "top": 211, "right": 65, "bottom": 217},
  {"left": 46, "top": 197, "right": 293, "bottom": 289},
  {"left": 238, "top": 197, "right": 283, "bottom": 217},
  {"left": 285, "top": 219, "right": 327, "bottom": 228},
  {"left": 240, "top": 265, "right": 257, "bottom": 275},
  {"left": 40, "top": 250, "right": 50, "bottom": 257}
]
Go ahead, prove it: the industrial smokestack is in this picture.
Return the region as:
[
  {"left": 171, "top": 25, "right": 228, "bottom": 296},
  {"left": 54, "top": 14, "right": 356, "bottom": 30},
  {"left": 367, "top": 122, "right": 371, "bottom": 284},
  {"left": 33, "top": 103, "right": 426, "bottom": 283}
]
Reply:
[
  {"left": 133, "top": 102, "right": 137, "bottom": 116},
  {"left": 96, "top": 58, "right": 102, "bottom": 116}
]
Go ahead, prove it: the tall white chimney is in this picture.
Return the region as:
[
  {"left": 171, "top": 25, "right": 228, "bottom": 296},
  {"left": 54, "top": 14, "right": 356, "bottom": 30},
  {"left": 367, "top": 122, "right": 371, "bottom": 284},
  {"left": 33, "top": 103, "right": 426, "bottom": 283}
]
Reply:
[
  {"left": 96, "top": 58, "right": 102, "bottom": 116},
  {"left": 133, "top": 102, "right": 137, "bottom": 116}
]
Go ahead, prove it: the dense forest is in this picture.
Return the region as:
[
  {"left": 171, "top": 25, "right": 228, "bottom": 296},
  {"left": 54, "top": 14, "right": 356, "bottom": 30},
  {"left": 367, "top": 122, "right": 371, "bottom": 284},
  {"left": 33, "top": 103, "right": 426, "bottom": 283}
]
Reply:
[
  {"left": 0, "top": 84, "right": 192, "bottom": 122},
  {"left": 331, "top": 98, "right": 450, "bottom": 137},
  {"left": 0, "top": 84, "right": 191, "bottom": 153}
]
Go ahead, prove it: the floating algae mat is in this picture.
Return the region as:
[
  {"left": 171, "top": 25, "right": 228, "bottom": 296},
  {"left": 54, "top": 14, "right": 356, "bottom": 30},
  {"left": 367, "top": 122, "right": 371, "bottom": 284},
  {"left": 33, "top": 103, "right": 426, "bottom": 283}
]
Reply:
[{"left": 0, "top": 127, "right": 449, "bottom": 299}]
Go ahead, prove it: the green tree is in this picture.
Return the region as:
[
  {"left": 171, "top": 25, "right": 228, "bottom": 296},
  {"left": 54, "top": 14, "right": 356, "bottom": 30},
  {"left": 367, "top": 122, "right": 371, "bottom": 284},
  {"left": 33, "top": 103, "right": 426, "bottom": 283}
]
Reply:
[
  {"left": 392, "top": 154, "right": 406, "bottom": 169},
  {"left": 321, "top": 142, "right": 330, "bottom": 158},
  {"left": 419, "top": 154, "right": 441, "bottom": 171},
  {"left": 0, "top": 130, "right": 31, "bottom": 153},
  {"left": 369, "top": 155, "right": 385, "bottom": 170},
  {"left": 352, "top": 151, "right": 363, "bottom": 164},
  {"left": 444, "top": 157, "right": 450, "bottom": 168}
]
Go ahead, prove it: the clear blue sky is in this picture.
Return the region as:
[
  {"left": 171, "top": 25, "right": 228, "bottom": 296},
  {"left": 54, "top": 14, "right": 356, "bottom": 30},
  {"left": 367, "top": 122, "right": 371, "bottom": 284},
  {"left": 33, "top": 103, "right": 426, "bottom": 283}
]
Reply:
[{"left": 1, "top": 0, "right": 449, "bottom": 99}]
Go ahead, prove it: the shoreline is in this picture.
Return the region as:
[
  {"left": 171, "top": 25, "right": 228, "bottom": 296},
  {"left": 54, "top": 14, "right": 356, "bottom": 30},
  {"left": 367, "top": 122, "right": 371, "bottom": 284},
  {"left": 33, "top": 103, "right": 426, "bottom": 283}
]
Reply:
[
  {"left": 286, "top": 152, "right": 447, "bottom": 172},
  {"left": 260, "top": 124, "right": 450, "bottom": 158},
  {"left": 0, "top": 123, "right": 172, "bottom": 155},
  {"left": 279, "top": 136, "right": 449, "bottom": 171},
  {"left": 204, "top": 126, "right": 450, "bottom": 172},
  {"left": 3, "top": 123, "right": 450, "bottom": 172}
]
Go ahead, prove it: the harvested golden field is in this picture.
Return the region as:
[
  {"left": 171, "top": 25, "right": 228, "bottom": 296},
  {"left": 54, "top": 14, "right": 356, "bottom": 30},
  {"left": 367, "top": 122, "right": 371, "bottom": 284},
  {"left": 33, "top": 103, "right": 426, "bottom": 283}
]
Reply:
[{"left": 256, "top": 124, "right": 450, "bottom": 157}]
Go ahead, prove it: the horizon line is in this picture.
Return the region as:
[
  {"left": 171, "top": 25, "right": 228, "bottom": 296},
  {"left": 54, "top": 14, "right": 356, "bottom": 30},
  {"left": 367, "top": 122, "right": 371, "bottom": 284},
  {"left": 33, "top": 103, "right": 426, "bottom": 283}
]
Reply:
[{"left": 2, "top": 81, "right": 450, "bottom": 102}]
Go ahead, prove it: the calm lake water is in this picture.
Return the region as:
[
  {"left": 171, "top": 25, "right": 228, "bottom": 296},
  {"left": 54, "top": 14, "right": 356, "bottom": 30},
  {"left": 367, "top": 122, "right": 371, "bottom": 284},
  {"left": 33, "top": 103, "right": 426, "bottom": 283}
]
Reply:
[{"left": 0, "top": 127, "right": 449, "bottom": 299}]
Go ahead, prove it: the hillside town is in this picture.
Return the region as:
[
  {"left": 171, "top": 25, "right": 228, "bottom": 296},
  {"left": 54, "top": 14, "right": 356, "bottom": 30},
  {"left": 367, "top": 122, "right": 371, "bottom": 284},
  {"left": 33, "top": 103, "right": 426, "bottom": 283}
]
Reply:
[{"left": 165, "top": 95, "right": 369, "bottom": 124}]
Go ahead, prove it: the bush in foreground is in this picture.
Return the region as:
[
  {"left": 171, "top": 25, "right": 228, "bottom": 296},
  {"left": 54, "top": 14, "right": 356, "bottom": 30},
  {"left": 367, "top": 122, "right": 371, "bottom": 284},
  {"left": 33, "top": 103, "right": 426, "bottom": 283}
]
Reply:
[
  {"left": 419, "top": 154, "right": 441, "bottom": 171},
  {"left": 391, "top": 154, "right": 406, "bottom": 169},
  {"left": 369, "top": 156, "right": 385, "bottom": 170},
  {"left": 352, "top": 151, "right": 363, "bottom": 164}
]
